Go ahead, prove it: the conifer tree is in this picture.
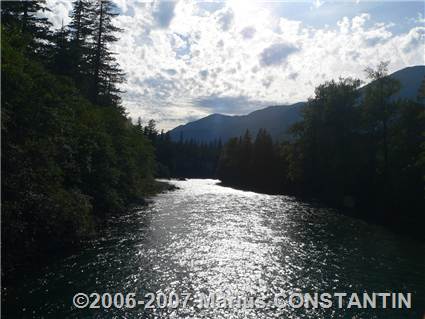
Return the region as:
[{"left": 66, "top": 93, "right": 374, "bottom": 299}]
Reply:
[
  {"left": 90, "top": 0, "right": 124, "bottom": 105},
  {"left": 68, "top": 0, "right": 95, "bottom": 89},
  {"left": 51, "top": 22, "right": 72, "bottom": 75},
  {"left": 363, "top": 62, "right": 401, "bottom": 183},
  {"left": 1, "top": 0, "right": 52, "bottom": 54}
]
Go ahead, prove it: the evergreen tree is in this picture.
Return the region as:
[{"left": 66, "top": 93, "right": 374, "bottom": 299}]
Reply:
[
  {"left": 1, "top": 0, "right": 52, "bottom": 55},
  {"left": 417, "top": 76, "right": 425, "bottom": 102},
  {"left": 90, "top": 0, "right": 124, "bottom": 105},
  {"left": 287, "top": 78, "right": 361, "bottom": 199},
  {"left": 51, "top": 22, "right": 72, "bottom": 75},
  {"left": 217, "top": 137, "right": 242, "bottom": 184},
  {"left": 240, "top": 130, "right": 253, "bottom": 183},
  {"left": 69, "top": 0, "right": 93, "bottom": 45},
  {"left": 363, "top": 61, "right": 401, "bottom": 183},
  {"left": 68, "top": 0, "right": 95, "bottom": 91},
  {"left": 252, "top": 129, "right": 275, "bottom": 189},
  {"left": 1, "top": 0, "right": 159, "bottom": 276}
]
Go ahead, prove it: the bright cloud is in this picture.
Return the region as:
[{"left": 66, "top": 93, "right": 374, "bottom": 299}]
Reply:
[{"left": 44, "top": 0, "right": 425, "bottom": 130}]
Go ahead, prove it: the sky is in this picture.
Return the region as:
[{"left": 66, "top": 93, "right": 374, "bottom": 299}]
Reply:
[{"left": 45, "top": 0, "right": 425, "bottom": 130}]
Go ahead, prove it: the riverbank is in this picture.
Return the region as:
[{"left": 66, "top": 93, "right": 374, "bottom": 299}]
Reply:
[
  {"left": 4, "top": 179, "right": 424, "bottom": 319},
  {"left": 217, "top": 180, "right": 425, "bottom": 242},
  {"left": 2, "top": 179, "right": 178, "bottom": 286}
]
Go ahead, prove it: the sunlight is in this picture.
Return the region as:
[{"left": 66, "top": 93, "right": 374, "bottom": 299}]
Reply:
[
  {"left": 3, "top": 1, "right": 425, "bottom": 318},
  {"left": 228, "top": 0, "right": 265, "bottom": 24}
]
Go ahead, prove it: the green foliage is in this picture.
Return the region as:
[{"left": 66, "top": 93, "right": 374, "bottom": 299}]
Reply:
[
  {"left": 133, "top": 118, "right": 222, "bottom": 178},
  {"left": 1, "top": 8, "right": 155, "bottom": 272},
  {"left": 90, "top": 0, "right": 124, "bottom": 105},
  {"left": 287, "top": 70, "right": 425, "bottom": 230},
  {"left": 290, "top": 78, "right": 362, "bottom": 199},
  {"left": 155, "top": 133, "right": 222, "bottom": 179},
  {"left": 217, "top": 129, "right": 283, "bottom": 191},
  {"left": 1, "top": 0, "right": 52, "bottom": 56},
  {"left": 217, "top": 68, "right": 424, "bottom": 235}
]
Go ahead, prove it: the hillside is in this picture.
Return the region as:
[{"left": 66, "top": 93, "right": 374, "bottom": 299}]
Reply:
[
  {"left": 169, "top": 102, "right": 304, "bottom": 142},
  {"left": 169, "top": 65, "right": 425, "bottom": 142}
]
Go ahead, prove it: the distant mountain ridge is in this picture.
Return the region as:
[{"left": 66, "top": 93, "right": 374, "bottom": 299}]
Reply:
[{"left": 169, "top": 65, "right": 425, "bottom": 142}]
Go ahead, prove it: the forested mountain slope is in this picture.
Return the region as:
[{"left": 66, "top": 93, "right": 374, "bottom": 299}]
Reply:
[{"left": 170, "top": 65, "right": 424, "bottom": 142}]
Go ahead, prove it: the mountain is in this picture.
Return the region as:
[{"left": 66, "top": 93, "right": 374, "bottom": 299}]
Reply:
[
  {"left": 359, "top": 65, "right": 425, "bottom": 101},
  {"left": 381, "top": 65, "right": 425, "bottom": 101},
  {"left": 169, "top": 65, "right": 425, "bottom": 142},
  {"left": 169, "top": 102, "right": 304, "bottom": 142}
]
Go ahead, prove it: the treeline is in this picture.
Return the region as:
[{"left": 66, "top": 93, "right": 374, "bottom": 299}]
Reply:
[
  {"left": 139, "top": 120, "right": 222, "bottom": 178},
  {"left": 218, "top": 63, "right": 425, "bottom": 235},
  {"left": 217, "top": 129, "right": 284, "bottom": 192},
  {"left": 1, "top": 1, "right": 157, "bottom": 275}
]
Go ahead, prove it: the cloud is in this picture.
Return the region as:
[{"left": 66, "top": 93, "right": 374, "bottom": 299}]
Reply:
[
  {"left": 259, "top": 43, "right": 300, "bottom": 66},
  {"left": 110, "top": 5, "right": 425, "bottom": 129},
  {"left": 217, "top": 8, "right": 234, "bottom": 31},
  {"left": 287, "top": 72, "right": 299, "bottom": 80},
  {"left": 163, "top": 68, "right": 177, "bottom": 76},
  {"left": 400, "top": 27, "right": 425, "bottom": 53},
  {"left": 412, "top": 12, "right": 425, "bottom": 24},
  {"left": 262, "top": 76, "right": 274, "bottom": 88},
  {"left": 241, "top": 26, "right": 256, "bottom": 39},
  {"left": 196, "top": 2, "right": 226, "bottom": 15},
  {"left": 42, "top": 1, "right": 425, "bottom": 130},
  {"left": 42, "top": 0, "right": 73, "bottom": 28},
  {"left": 153, "top": 1, "right": 177, "bottom": 28},
  {"left": 352, "top": 13, "right": 370, "bottom": 30},
  {"left": 194, "top": 95, "right": 272, "bottom": 114},
  {"left": 199, "top": 70, "right": 209, "bottom": 81}
]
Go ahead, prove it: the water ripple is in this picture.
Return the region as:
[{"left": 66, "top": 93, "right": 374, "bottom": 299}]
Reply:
[{"left": 5, "top": 179, "right": 425, "bottom": 318}]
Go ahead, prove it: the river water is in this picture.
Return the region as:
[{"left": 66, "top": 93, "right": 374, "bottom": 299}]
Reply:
[{"left": 5, "top": 179, "right": 425, "bottom": 318}]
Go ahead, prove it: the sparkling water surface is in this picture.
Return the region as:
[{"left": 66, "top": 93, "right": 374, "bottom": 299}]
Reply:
[{"left": 5, "top": 179, "right": 425, "bottom": 318}]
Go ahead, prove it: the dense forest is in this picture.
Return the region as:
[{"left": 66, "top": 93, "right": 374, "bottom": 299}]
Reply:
[
  {"left": 217, "top": 66, "right": 425, "bottom": 237},
  {"left": 1, "top": 0, "right": 166, "bottom": 277},
  {"left": 141, "top": 119, "right": 222, "bottom": 178},
  {"left": 2, "top": 0, "right": 424, "bottom": 281}
]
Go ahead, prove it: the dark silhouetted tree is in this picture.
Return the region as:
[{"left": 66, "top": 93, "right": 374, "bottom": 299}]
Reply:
[{"left": 90, "top": 0, "right": 124, "bottom": 105}]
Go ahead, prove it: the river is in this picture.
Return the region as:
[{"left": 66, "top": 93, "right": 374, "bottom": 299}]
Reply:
[{"left": 5, "top": 179, "right": 425, "bottom": 318}]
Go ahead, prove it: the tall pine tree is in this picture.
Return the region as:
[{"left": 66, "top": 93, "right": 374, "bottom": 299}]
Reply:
[
  {"left": 1, "top": 0, "right": 52, "bottom": 56},
  {"left": 68, "top": 0, "right": 94, "bottom": 91},
  {"left": 90, "top": 0, "right": 124, "bottom": 106}
]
